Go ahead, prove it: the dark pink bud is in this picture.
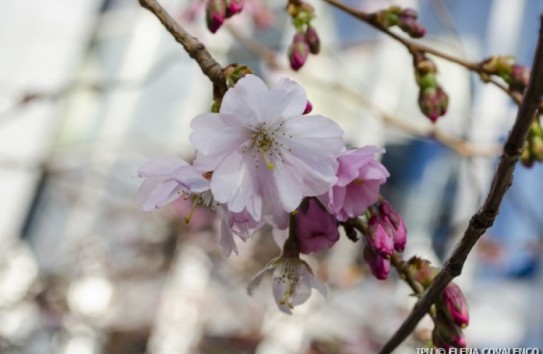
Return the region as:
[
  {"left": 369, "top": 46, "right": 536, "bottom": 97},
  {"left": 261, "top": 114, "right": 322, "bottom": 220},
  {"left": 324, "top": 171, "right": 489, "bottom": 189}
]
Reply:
[
  {"left": 363, "top": 245, "right": 390, "bottom": 280},
  {"left": 366, "top": 215, "right": 394, "bottom": 258},
  {"left": 418, "top": 85, "right": 449, "bottom": 123},
  {"left": 288, "top": 33, "right": 309, "bottom": 71},
  {"left": 398, "top": 8, "right": 426, "bottom": 38},
  {"left": 225, "top": 0, "right": 244, "bottom": 17},
  {"left": 206, "top": 0, "right": 226, "bottom": 33},
  {"left": 295, "top": 198, "right": 339, "bottom": 254},
  {"left": 510, "top": 64, "right": 530, "bottom": 92},
  {"left": 443, "top": 283, "right": 469, "bottom": 328},
  {"left": 305, "top": 26, "right": 320, "bottom": 54},
  {"left": 303, "top": 100, "right": 313, "bottom": 114},
  {"left": 432, "top": 317, "right": 467, "bottom": 349},
  {"left": 379, "top": 200, "right": 407, "bottom": 252}
]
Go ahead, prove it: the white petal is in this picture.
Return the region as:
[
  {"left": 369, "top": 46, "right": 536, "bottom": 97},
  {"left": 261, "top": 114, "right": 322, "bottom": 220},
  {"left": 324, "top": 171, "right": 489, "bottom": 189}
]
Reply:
[
  {"left": 289, "top": 276, "right": 312, "bottom": 306},
  {"left": 170, "top": 165, "right": 209, "bottom": 193},
  {"left": 219, "top": 217, "right": 238, "bottom": 257},
  {"left": 270, "top": 77, "right": 307, "bottom": 118},
  {"left": 190, "top": 112, "right": 251, "bottom": 158},
  {"left": 247, "top": 262, "right": 274, "bottom": 296},
  {"left": 220, "top": 74, "right": 268, "bottom": 125},
  {"left": 137, "top": 178, "right": 184, "bottom": 211},
  {"left": 210, "top": 151, "right": 262, "bottom": 221},
  {"left": 138, "top": 156, "right": 190, "bottom": 177},
  {"left": 303, "top": 265, "right": 328, "bottom": 297},
  {"left": 272, "top": 276, "right": 293, "bottom": 314}
]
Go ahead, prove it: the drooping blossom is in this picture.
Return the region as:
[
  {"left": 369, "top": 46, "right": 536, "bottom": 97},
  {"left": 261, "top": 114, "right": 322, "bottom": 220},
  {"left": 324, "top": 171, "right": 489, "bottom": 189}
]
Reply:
[
  {"left": 363, "top": 245, "right": 390, "bottom": 280},
  {"left": 190, "top": 74, "right": 344, "bottom": 228},
  {"left": 325, "top": 146, "right": 389, "bottom": 222},
  {"left": 137, "top": 157, "right": 210, "bottom": 211},
  {"left": 295, "top": 198, "right": 339, "bottom": 254},
  {"left": 378, "top": 199, "right": 407, "bottom": 252},
  {"left": 247, "top": 256, "right": 326, "bottom": 314}
]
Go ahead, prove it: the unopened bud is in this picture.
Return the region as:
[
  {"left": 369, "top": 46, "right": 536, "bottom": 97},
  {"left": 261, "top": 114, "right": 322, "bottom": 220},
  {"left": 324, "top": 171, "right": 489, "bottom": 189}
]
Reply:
[
  {"left": 443, "top": 283, "right": 470, "bottom": 328},
  {"left": 363, "top": 245, "right": 390, "bottom": 280},
  {"left": 407, "top": 257, "right": 435, "bottom": 288},
  {"left": 206, "top": 0, "right": 226, "bottom": 33},
  {"left": 225, "top": 0, "right": 244, "bottom": 17},
  {"left": 398, "top": 9, "right": 426, "bottom": 38},
  {"left": 289, "top": 32, "right": 309, "bottom": 71},
  {"left": 365, "top": 215, "right": 394, "bottom": 258},
  {"left": 432, "top": 317, "right": 467, "bottom": 349},
  {"left": 509, "top": 64, "right": 530, "bottom": 92},
  {"left": 303, "top": 100, "right": 313, "bottom": 114},
  {"left": 418, "top": 85, "right": 449, "bottom": 123},
  {"left": 305, "top": 26, "right": 320, "bottom": 54},
  {"left": 378, "top": 199, "right": 407, "bottom": 252}
]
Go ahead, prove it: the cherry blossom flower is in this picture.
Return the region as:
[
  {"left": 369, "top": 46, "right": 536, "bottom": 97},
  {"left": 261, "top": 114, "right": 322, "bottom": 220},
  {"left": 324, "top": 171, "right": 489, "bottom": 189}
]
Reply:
[
  {"left": 219, "top": 207, "right": 264, "bottom": 256},
  {"left": 190, "top": 74, "right": 344, "bottom": 227},
  {"left": 137, "top": 157, "right": 210, "bottom": 211},
  {"left": 325, "top": 146, "right": 389, "bottom": 222},
  {"left": 247, "top": 256, "right": 326, "bottom": 314},
  {"left": 138, "top": 157, "right": 263, "bottom": 256}
]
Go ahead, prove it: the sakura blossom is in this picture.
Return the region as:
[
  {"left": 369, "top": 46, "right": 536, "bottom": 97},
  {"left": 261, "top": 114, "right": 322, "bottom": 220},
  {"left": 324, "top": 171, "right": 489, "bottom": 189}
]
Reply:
[
  {"left": 137, "top": 156, "right": 211, "bottom": 211},
  {"left": 326, "top": 146, "right": 389, "bottom": 221},
  {"left": 294, "top": 198, "right": 339, "bottom": 254},
  {"left": 247, "top": 256, "right": 326, "bottom": 314},
  {"left": 190, "top": 74, "right": 344, "bottom": 227}
]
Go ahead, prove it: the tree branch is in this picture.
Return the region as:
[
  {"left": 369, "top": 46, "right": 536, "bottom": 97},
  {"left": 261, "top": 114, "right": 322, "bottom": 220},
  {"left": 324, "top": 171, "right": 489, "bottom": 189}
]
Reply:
[
  {"left": 138, "top": 0, "right": 227, "bottom": 99},
  {"left": 378, "top": 15, "right": 543, "bottom": 354},
  {"left": 321, "top": 0, "right": 525, "bottom": 106}
]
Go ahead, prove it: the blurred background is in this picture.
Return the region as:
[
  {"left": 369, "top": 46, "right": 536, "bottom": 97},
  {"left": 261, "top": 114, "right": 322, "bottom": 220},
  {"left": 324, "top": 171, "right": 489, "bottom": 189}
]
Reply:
[{"left": 1, "top": 0, "right": 543, "bottom": 353}]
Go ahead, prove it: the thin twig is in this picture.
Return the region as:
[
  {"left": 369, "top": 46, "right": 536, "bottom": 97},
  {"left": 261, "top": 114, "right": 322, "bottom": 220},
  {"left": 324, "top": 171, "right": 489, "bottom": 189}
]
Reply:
[
  {"left": 225, "top": 24, "right": 500, "bottom": 157},
  {"left": 378, "top": 15, "right": 543, "bottom": 354},
  {"left": 138, "top": 0, "right": 227, "bottom": 100},
  {"left": 321, "top": 0, "right": 522, "bottom": 104}
]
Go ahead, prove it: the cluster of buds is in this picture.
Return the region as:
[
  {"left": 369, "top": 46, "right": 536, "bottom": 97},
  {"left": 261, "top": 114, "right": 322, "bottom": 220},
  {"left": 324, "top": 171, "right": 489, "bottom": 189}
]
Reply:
[
  {"left": 373, "top": 6, "right": 426, "bottom": 38},
  {"left": 521, "top": 119, "right": 543, "bottom": 167},
  {"left": 286, "top": 1, "right": 320, "bottom": 71},
  {"left": 206, "top": 0, "right": 244, "bottom": 33},
  {"left": 351, "top": 199, "right": 407, "bottom": 280},
  {"left": 407, "top": 258, "right": 469, "bottom": 349},
  {"left": 481, "top": 56, "right": 530, "bottom": 94},
  {"left": 414, "top": 55, "right": 449, "bottom": 123}
]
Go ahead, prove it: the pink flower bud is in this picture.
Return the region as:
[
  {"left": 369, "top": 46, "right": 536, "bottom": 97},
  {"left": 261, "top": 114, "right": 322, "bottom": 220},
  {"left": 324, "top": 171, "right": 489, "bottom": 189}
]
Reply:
[
  {"left": 378, "top": 199, "right": 407, "bottom": 252},
  {"left": 303, "top": 100, "right": 313, "bottom": 114},
  {"left": 418, "top": 85, "right": 449, "bottom": 123},
  {"left": 432, "top": 315, "right": 467, "bottom": 349},
  {"left": 363, "top": 245, "right": 390, "bottom": 280},
  {"left": 305, "top": 26, "right": 320, "bottom": 54},
  {"left": 288, "top": 33, "right": 309, "bottom": 71},
  {"left": 295, "top": 198, "right": 339, "bottom": 254},
  {"left": 206, "top": 0, "right": 226, "bottom": 33},
  {"left": 225, "top": 0, "right": 244, "bottom": 17},
  {"left": 443, "top": 283, "right": 469, "bottom": 328},
  {"left": 509, "top": 64, "right": 530, "bottom": 92},
  {"left": 366, "top": 215, "right": 394, "bottom": 258},
  {"left": 398, "top": 9, "right": 426, "bottom": 38}
]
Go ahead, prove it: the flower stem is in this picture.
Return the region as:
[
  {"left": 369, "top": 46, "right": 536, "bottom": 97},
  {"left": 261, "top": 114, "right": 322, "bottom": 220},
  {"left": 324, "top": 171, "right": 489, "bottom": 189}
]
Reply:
[{"left": 282, "top": 213, "right": 301, "bottom": 258}]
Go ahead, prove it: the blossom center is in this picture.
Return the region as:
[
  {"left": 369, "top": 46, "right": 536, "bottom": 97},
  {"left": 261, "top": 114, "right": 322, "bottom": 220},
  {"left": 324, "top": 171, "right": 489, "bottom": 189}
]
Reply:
[{"left": 243, "top": 121, "right": 290, "bottom": 170}]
